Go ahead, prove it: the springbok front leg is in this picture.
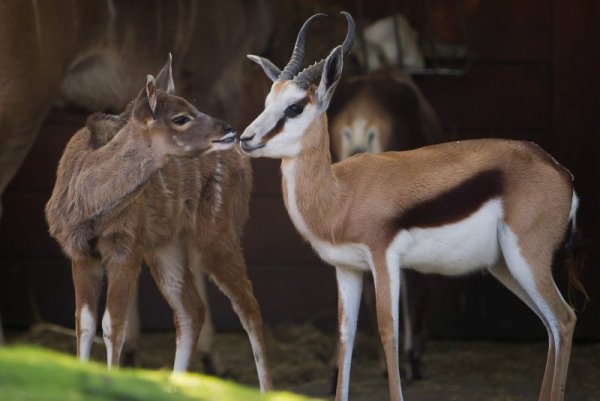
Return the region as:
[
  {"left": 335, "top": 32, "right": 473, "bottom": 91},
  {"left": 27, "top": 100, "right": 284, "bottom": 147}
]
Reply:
[
  {"left": 103, "top": 256, "right": 141, "bottom": 369},
  {"left": 201, "top": 243, "right": 273, "bottom": 392},
  {"left": 148, "top": 241, "right": 206, "bottom": 373},
  {"left": 374, "top": 256, "right": 404, "bottom": 401},
  {"left": 72, "top": 257, "right": 104, "bottom": 361},
  {"left": 334, "top": 267, "right": 364, "bottom": 401}
]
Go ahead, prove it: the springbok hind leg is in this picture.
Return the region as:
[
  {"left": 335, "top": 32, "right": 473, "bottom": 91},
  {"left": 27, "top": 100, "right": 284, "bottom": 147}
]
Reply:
[
  {"left": 499, "top": 226, "right": 576, "bottom": 401},
  {"left": 489, "top": 262, "right": 555, "bottom": 400}
]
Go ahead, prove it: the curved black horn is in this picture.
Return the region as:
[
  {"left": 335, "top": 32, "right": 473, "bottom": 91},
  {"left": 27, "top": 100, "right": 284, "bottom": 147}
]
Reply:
[
  {"left": 279, "top": 13, "right": 326, "bottom": 81},
  {"left": 293, "top": 11, "right": 355, "bottom": 88}
]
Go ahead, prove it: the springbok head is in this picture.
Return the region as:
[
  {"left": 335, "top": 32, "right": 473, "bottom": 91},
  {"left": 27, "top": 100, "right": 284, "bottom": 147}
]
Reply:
[
  {"left": 132, "top": 54, "right": 236, "bottom": 157},
  {"left": 240, "top": 12, "right": 355, "bottom": 158}
]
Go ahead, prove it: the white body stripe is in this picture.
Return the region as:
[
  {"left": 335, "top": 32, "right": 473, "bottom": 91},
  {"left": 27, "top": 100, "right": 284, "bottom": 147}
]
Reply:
[{"left": 389, "top": 199, "right": 503, "bottom": 275}]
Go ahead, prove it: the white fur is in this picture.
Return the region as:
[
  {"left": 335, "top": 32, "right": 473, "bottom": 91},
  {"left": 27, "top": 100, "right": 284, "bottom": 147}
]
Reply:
[
  {"left": 498, "top": 225, "right": 560, "bottom": 349},
  {"left": 389, "top": 199, "right": 503, "bottom": 275},
  {"left": 335, "top": 267, "right": 364, "bottom": 401},
  {"left": 79, "top": 304, "right": 96, "bottom": 361},
  {"left": 101, "top": 310, "right": 113, "bottom": 368},
  {"left": 241, "top": 84, "right": 316, "bottom": 158},
  {"left": 282, "top": 160, "right": 372, "bottom": 271},
  {"left": 212, "top": 156, "right": 223, "bottom": 221},
  {"left": 154, "top": 241, "right": 194, "bottom": 372}
]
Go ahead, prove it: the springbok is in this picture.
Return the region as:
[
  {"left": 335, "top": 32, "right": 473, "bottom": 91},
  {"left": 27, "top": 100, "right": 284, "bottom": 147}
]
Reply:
[
  {"left": 328, "top": 66, "right": 443, "bottom": 382},
  {"left": 241, "top": 12, "right": 581, "bottom": 401},
  {"left": 45, "top": 57, "right": 272, "bottom": 391},
  {"left": 0, "top": 0, "right": 272, "bottom": 349}
]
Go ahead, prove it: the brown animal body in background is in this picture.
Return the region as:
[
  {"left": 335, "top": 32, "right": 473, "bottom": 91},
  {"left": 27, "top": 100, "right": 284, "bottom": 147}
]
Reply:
[
  {"left": 242, "top": 12, "right": 580, "bottom": 401},
  {"left": 328, "top": 67, "right": 443, "bottom": 383},
  {"left": 0, "top": 0, "right": 272, "bottom": 348},
  {"left": 45, "top": 59, "right": 272, "bottom": 391}
]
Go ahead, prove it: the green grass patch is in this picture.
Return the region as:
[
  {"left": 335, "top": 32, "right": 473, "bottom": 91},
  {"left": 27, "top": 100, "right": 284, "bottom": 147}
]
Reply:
[{"left": 0, "top": 346, "right": 323, "bottom": 401}]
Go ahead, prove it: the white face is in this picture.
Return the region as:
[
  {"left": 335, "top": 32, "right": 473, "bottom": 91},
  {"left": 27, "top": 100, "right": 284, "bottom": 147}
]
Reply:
[
  {"left": 240, "top": 81, "right": 318, "bottom": 159},
  {"left": 339, "top": 118, "right": 382, "bottom": 159}
]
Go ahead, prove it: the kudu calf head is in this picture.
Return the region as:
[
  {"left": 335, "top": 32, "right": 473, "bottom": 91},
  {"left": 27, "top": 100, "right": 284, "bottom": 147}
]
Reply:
[{"left": 132, "top": 55, "right": 237, "bottom": 157}]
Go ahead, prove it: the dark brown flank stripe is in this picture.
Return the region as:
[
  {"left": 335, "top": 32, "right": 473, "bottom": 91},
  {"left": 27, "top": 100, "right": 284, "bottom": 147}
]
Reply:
[
  {"left": 390, "top": 169, "right": 504, "bottom": 233},
  {"left": 261, "top": 96, "right": 311, "bottom": 143}
]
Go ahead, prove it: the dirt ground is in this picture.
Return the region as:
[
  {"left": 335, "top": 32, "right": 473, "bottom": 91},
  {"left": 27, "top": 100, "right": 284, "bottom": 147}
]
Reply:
[{"left": 6, "top": 324, "right": 600, "bottom": 401}]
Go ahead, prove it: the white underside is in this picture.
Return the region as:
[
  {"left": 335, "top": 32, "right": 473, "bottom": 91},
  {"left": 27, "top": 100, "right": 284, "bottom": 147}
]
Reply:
[{"left": 284, "top": 160, "right": 503, "bottom": 276}]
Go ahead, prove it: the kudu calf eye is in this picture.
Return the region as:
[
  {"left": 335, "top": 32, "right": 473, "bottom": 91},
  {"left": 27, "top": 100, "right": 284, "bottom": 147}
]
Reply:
[
  {"left": 172, "top": 115, "right": 191, "bottom": 125},
  {"left": 284, "top": 103, "right": 304, "bottom": 118}
]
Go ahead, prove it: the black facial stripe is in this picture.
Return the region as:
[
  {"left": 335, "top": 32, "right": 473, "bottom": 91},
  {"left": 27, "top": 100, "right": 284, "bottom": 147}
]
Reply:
[{"left": 262, "top": 117, "right": 286, "bottom": 142}]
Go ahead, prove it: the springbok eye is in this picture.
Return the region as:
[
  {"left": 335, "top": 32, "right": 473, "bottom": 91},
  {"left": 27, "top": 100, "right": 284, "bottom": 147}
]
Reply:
[
  {"left": 172, "top": 115, "right": 191, "bottom": 125},
  {"left": 284, "top": 103, "right": 304, "bottom": 118}
]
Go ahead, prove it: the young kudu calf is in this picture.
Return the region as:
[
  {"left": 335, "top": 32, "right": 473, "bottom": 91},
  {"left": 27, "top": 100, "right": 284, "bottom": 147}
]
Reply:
[
  {"left": 46, "top": 58, "right": 272, "bottom": 391},
  {"left": 242, "top": 12, "right": 580, "bottom": 401}
]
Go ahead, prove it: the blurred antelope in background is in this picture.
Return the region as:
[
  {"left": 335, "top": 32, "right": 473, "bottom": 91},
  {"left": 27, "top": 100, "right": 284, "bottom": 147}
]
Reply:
[
  {"left": 45, "top": 57, "right": 272, "bottom": 391},
  {"left": 0, "top": 0, "right": 272, "bottom": 365},
  {"left": 242, "top": 11, "right": 581, "bottom": 401},
  {"left": 328, "top": 67, "right": 443, "bottom": 382}
]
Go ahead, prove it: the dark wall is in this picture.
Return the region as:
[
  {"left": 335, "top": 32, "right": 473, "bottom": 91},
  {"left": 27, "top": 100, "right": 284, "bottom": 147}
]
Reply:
[{"left": 1, "top": 0, "right": 599, "bottom": 339}]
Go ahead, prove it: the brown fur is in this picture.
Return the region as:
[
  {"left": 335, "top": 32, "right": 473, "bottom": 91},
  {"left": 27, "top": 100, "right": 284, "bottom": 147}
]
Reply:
[{"left": 45, "top": 85, "right": 272, "bottom": 387}]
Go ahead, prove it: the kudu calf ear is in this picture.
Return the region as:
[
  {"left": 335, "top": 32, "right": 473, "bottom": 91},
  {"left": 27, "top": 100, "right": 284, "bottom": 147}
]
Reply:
[
  {"left": 316, "top": 45, "right": 344, "bottom": 112},
  {"left": 133, "top": 75, "right": 158, "bottom": 126},
  {"left": 155, "top": 53, "right": 176, "bottom": 95}
]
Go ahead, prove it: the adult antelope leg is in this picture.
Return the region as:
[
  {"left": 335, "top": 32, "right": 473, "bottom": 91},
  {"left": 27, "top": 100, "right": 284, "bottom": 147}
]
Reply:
[
  {"left": 201, "top": 243, "right": 272, "bottom": 392},
  {"left": 373, "top": 257, "right": 404, "bottom": 401},
  {"left": 499, "top": 225, "right": 576, "bottom": 401},
  {"left": 489, "top": 262, "right": 554, "bottom": 400},
  {"left": 103, "top": 257, "right": 141, "bottom": 368},
  {"left": 334, "top": 267, "right": 363, "bottom": 401},
  {"left": 148, "top": 241, "right": 205, "bottom": 373},
  {"left": 72, "top": 258, "right": 104, "bottom": 361}
]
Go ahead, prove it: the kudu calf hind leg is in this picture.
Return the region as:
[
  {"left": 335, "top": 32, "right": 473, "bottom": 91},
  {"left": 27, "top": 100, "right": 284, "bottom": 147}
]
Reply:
[
  {"left": 72, "top": 259, "right": 104, "bottom": 361},
  {"left": 103, "top": 258, "right": 141, "bottom": 368}
]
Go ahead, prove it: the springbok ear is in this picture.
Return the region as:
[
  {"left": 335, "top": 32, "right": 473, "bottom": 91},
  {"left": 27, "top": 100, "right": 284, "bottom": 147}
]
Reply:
[
  {"left": 316, "top": 46, "right": 344, "bottom": 112},
  {"left": 133, "top": 75, "right": 158, "bottom": 125},
  {"left": 247, "top": 54, "right": 282, "bottom": 82},
  {"left": 155, "top": 53, "right": 176, "bottom": 95}
]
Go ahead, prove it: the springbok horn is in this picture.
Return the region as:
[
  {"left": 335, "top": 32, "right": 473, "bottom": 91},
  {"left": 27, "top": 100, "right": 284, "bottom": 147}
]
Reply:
[
  {"left": 278, "top": 13, "right": 327, "bottom": 81},
  {"left": 293, "top": 11, "right": 355, "bottom": 89}
]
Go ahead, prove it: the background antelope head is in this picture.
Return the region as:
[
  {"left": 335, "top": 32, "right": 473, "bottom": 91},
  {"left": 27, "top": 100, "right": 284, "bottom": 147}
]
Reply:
[
  {"left": 133, "top": 55, "right": 237, "bottom": 158},
  {"left": 240, "top": 12, "right": 355, "bottom": 158}
]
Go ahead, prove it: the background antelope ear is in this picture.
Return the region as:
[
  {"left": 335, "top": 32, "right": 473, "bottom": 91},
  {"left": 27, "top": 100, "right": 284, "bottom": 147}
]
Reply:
[
  {"left": 247, "top": 55, "right": 282, "bottom": 82},
  {"left": 155, "top": 53, "right": 176, "bottom": 95},
  {"left": 316, "top": 45, "right": 344, "bottom": 112},
  {"left": 132, "top": 75, "right": 158, "bottom": 125}
]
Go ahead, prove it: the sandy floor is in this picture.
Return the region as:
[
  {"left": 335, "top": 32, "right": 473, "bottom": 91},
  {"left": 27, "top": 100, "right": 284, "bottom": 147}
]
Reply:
[{"left": 7, "top": 324, "right": 600, "bottom": 401}]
